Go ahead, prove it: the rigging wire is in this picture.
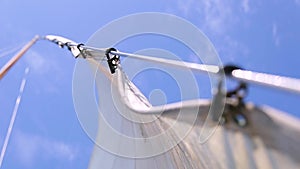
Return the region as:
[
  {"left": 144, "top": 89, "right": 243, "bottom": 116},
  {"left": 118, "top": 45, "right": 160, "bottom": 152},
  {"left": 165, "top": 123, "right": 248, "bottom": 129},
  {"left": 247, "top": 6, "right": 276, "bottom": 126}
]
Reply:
[
  {"left": 0, "top": 43, "right": 26, "bottom": 58},
  {"left": 0, "top": 67, "right": 29, "bottom": 168}
]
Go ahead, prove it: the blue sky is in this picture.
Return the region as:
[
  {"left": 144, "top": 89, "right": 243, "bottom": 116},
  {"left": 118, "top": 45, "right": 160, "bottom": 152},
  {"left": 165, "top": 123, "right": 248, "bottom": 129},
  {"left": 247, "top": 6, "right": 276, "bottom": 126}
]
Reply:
[{"left": 0, "top": 0, "right": 300, "bottom": 168}]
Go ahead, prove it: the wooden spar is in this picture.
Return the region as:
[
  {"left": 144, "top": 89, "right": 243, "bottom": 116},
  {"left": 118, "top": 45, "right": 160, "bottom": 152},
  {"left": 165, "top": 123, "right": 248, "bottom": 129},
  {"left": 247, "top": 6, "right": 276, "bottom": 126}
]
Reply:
[
  {"left": 44, "top": 35, "right": 300, "bottom": 95},
  {"left": 0, "top": 35, "right": 39, "bottom": 80}
]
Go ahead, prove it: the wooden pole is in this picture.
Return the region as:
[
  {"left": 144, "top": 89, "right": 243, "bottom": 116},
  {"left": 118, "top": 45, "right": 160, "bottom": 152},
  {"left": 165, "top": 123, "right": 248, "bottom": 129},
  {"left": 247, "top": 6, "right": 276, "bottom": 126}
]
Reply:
[{"left": 0, "top": 35, "right": 39, "bottom": 80}]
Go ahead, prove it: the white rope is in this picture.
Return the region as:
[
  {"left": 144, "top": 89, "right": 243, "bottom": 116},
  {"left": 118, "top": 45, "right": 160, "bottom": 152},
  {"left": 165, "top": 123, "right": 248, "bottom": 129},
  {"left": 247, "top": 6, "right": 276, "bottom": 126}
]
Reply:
[{"left": 0, "top": 67, "right": 29, "bottom": 168}]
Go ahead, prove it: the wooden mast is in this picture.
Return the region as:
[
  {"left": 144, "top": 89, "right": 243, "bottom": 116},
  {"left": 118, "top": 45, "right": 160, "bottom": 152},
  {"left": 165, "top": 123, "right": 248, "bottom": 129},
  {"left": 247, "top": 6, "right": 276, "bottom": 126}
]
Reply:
[{"left": 0, "top": 35, "right": 39, "bottom": 80}]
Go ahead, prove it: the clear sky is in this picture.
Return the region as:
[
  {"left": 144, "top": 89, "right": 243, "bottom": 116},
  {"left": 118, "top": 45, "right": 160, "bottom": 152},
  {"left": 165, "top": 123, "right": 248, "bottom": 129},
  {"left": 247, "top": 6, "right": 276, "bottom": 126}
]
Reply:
[{"left": 0, "top": 0, "right": 300, "bottom": 168}]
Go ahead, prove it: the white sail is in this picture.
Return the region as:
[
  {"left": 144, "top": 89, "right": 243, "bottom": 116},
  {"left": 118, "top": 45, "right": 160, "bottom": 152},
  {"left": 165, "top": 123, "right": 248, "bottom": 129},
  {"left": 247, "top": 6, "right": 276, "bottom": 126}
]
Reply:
[
  {"left": 86, "top": 59, "right": 300, "bottom": 169},
  {"left": 43, "top": 35, "right": 300, "bottom": 168}
]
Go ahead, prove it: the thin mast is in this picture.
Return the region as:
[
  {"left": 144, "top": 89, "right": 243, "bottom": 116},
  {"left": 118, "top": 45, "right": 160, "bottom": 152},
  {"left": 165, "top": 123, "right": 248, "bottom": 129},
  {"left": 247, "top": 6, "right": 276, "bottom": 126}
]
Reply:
[{"left": 0, "top": 36, "right": 39, "bottom": 80}]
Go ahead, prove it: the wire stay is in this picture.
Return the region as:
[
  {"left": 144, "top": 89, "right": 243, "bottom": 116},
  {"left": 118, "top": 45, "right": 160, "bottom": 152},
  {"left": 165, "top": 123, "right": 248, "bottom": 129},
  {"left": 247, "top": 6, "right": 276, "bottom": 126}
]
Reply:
[{"left": 0, "top": 67, "right": 29, "bottom": 168}]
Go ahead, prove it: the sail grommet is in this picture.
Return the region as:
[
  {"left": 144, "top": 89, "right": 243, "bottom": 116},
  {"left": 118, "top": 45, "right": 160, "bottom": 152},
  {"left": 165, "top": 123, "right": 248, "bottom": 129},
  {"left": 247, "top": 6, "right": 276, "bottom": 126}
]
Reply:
[{"left": 105, "top": 48, "right": 120, "bottom": 74}]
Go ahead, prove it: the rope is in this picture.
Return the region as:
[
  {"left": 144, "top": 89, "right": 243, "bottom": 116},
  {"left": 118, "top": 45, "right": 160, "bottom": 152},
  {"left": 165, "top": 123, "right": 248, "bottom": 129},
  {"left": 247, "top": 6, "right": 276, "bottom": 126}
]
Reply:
[{"left": 0, "top": 67, "right": 29, "bottom": 168}]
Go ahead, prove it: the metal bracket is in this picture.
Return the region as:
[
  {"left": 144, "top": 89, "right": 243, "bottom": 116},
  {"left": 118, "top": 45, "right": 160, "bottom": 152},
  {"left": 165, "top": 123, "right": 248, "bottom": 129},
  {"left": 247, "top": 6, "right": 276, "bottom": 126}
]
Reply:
[
  {"left": 105, "top": 48, "right": 120, "bottom": 74},
  {"left": 222, "top": 65, "right": 249, "bottom": 127},
  {"left": 76, "top": 44, "right": 87, "bottom": 58}
]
